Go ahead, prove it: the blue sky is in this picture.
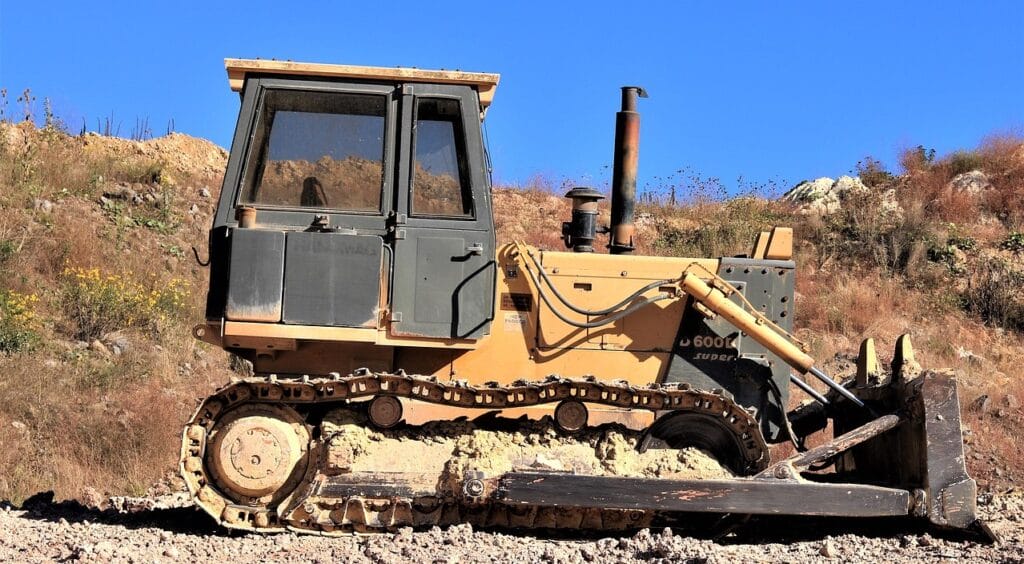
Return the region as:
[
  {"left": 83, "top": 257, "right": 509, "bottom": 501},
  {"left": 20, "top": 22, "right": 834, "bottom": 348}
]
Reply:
[{"left": 1, "top": 1, "right": 1021, "bottom": 195}]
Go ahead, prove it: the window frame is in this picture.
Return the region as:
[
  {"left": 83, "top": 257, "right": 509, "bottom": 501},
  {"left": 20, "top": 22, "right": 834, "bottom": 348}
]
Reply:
[
  {"left": 233, "top": 78, "right": 398, "bottom": 225},
  {"left": 408, "top": 95, "right": 475, "bottom": 220}
]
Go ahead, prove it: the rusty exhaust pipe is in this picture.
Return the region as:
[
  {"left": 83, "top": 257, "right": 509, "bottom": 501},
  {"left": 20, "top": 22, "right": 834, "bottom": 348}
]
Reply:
[{"left": 609, "top": 86, "right": 647, "bottom": 255}]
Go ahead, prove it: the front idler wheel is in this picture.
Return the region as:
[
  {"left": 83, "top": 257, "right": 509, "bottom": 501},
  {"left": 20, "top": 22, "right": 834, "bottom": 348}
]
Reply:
[{"left": 206, "top": 404, "right": 311, "bottom": 507}]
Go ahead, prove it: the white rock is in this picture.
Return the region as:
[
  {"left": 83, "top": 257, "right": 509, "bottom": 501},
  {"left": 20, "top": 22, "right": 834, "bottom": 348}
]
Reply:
[
  {"left": 530, "top": 453, "right": 566, "bottom": 471},
  {"left": 782, "top": 177, "right": 835, "bottom": 204},
  {"left": 33, "top": 198, "right": 54, "bottom": 214},
  {"left": 832, "top": 175, "right": 869, "bottom": 196},
  {"left": 103, "top": 183, "right": 137, "bottom": 201},
  {"left": 89, "top": 339, "right": 111, "bottom": 356},
  {"left": 782, "top": 175, "right": 901, "bottom": 218},
  {"left": 782, "top": 177, "right": 843, "bottom": 215},
  {"left": 949, "top": 170, "right": 992, "bottom": 195},
  {"left": 103, "top": 332, "right": 131, "bottom": 355}
]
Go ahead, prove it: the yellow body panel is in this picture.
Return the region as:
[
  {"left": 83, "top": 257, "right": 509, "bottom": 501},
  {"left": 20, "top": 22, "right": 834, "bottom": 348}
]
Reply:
[{"left": 216, "top": 244, "right": 727, "bottom": 389}]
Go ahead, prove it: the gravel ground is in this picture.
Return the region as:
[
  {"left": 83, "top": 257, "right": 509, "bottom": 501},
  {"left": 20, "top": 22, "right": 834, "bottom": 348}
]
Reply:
[{"left": 0, "top": 490, "right": 1019, "bottom": 563}]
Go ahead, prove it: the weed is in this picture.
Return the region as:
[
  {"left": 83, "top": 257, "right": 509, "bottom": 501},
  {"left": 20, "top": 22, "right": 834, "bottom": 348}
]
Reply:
[
  {"left": 0, "top": 239, "right": 17, "bottom": 263},
  {"left": 964, "top": 257, "right": 1024, "bottom": 331},
  {"left": 652, "top": 197, "right": 788, "bottom": 258},
  {"left": 899, "top": 145, "right": 936, "bottom": 173},
  {"left": 948, "top": 234, "right": 978, "bottom": 252},
  {"left": 808, "top": 186, "right": 935, "bottom": 275},
  {"left": 16, "top": 89, "right": 35, "bottom": 122},
  {"left": 946, "top": 150, "right": 985, "bottom": 177},
  {"left": 102, "top": 192, "right": 180, "bottom": 237},
  {"left": 130, "top": 117, "right": 152, "bottom": 141},
  {"left": 42, "top": 98, "right": 66, "bottom": 134},
  {"left": 855, "top": 156, "right": 895, "bottom": 188},
  {"left": 160, "top": 243, "right": 186, "bottom": 258},
  {"left": 0, "top": 290, "right": 41, "bottom": 353},
  {"left": 0, "top": 88, "right": 8, "bottom": 123},
  {"left": 97, "top": 113, "right": 120, "bottom": 137},
  {"left": 59, "top": 267, "right": 189, "bottom": 340},
  {"left": 1001, "top": 232, "right": 1024, "bottom": 253}
]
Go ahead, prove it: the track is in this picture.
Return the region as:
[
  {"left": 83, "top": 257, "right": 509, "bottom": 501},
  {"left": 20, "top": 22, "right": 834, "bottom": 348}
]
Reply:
[{"left": 179, "top": 374, "right": 767, "bottom": 534}]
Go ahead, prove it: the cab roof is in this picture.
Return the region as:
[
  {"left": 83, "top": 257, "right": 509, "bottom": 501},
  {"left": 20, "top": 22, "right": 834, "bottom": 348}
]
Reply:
[{"left": 225, "top": 58, "right": 500, "bottom": 111}]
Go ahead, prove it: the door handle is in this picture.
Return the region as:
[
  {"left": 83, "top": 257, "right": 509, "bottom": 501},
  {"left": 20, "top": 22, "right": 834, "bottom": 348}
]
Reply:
[{"left": 466, "top": 243, "right": 484, "bottom": 256}]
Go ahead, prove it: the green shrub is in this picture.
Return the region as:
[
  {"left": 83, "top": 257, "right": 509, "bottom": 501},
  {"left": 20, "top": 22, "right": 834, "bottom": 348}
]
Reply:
[
  {"left": 945, "top": 150, "right": 985, "bottom": 177},
  {"left": 60, "top": 266, "right": 189, "bottom": 340},
  {"left": 0, "top": 239, "right": 17, "bottom": 263},
  {"left": 855, "top": 156, "right": 895, "bottom": 188},
  {"left": 0, "top": 290, "right": 41, "bottom": 353},
  {"left": 899, "top": 145, "right": 936, "bottom": 173},
  {"left": 814, "top": 187, "right": 934, "bottom": 275},
  {"left": 927, "top": 233, "right": 979, "bottom": 274},
  {"left": 947, "top": 235, "right": 978, "bottom": 252},
  {"left": 1001, "top": 232, "right": 1024, "bottom": 253},
  {"left": 964, "top": 257, "right": 1024, "bottom": 331}
]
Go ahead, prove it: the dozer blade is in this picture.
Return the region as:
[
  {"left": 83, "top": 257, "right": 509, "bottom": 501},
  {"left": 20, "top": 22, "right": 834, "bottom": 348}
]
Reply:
[
  {"left": 497, "top": 369, "right": 994, "bottom": 541},
  {"left": 900, "top": 370, "right": 990, "bottom": 535}
]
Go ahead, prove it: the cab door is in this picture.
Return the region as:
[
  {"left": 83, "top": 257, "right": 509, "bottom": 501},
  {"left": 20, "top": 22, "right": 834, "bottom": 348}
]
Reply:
[
  {"left": 389, "top": 84, "right": 495, "bottom": 339},
  {"left": 217, "top": 78, "right": 397, "bottom": 329}
]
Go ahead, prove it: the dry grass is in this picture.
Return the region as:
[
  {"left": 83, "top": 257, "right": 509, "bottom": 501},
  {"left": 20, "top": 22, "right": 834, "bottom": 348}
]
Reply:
[
  {"left": 0, "top": 121, "right": 224, "bottom": 504},
  {"left": 895, "top": 132, "right": 1024, "bottom": 227}
]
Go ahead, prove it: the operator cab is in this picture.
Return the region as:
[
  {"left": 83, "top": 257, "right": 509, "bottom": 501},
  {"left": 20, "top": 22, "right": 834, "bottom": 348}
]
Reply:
[{"left": 206, "top": 60, "right": 500, "bottom": 341}]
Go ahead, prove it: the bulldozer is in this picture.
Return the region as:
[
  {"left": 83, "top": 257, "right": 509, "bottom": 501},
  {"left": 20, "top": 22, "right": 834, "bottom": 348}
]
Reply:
[{"left": 182, "top": 58, "right": 989, "bottom": 538}]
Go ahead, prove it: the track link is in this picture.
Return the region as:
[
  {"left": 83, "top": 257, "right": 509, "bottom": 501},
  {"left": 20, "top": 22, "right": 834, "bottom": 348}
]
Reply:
[{"left": 180, "top": 372, "right": 768, "bottom": 534}]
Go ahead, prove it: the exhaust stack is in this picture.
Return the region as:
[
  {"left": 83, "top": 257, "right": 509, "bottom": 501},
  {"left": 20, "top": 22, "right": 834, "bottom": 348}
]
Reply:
[{"left": 609, "top": 86, "right": 647, "bottom": 254}]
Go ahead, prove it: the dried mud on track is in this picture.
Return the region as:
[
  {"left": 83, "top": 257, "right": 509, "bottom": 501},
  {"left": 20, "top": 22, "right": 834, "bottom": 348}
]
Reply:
[{"left": 0, "top": 491, "right": 1021, "bottom": 563}]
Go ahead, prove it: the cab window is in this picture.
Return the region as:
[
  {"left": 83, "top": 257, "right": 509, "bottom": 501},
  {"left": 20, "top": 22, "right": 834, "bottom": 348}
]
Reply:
[
  {"left": 411, "top": 98, "right": 472, "bottom": 218},
  {"left": 241, "top": 90, "right": 386, "bottom": 213}
]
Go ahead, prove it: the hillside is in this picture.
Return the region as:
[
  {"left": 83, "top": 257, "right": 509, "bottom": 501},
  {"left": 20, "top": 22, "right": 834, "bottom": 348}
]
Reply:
[{"left": 0, "top": 120, "right": 1022, "bottom": 509}]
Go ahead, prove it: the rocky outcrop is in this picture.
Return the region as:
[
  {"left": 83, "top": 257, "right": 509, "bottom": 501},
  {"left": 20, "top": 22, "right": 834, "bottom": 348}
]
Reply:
[
  {"left": 948, "top": 170, "right": 993, "bottom": 195},
  {"left": 782, "top": 175, "right": 901, "bottom": 218}
]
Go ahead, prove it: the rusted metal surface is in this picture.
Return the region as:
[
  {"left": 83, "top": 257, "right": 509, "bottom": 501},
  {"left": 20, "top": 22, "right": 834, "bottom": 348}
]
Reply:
[
  {"left": 367, "top": 396, "right": 403, "bottom": 429},
  {"left": 917, "top": 371, "right": 978, "bottom": 530},
  {"left": 235, "top": 206, "right": 256, "bottom": 228},
  {"left": 205, "top": 404, "right": 309, "bottom": 499},
  {"left": 609, "top": 87, "right": 646, "bottom": 254},
  {"left": 562, "top": 187, "right": 605, "bottom": 252},
  {"left": 220, "top": 320, "right": 478, "bottom": 349},
  {"left": 497, "top": 472, "right": 911, "bottom": 518},
  {"left": 314, "top": 472, "right": 441, "bottom": 499},
  {"left": 224, "top": 229, "right": 285, "bottom": 323},
  {"left": 553, "top": 400, "right": 588, "bottom": 432},
  {"left": 761, "top": 414, "right": 901, "bottom": 478}
]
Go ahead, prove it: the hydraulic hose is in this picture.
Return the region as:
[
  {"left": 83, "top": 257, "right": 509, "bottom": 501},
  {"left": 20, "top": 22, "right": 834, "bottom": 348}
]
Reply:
[
  {"left": 526, "top": 250, "right": 675, "bottom": 316},
  {"left": 519, "top": 254, "right": 672, "bottom": 329}
]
